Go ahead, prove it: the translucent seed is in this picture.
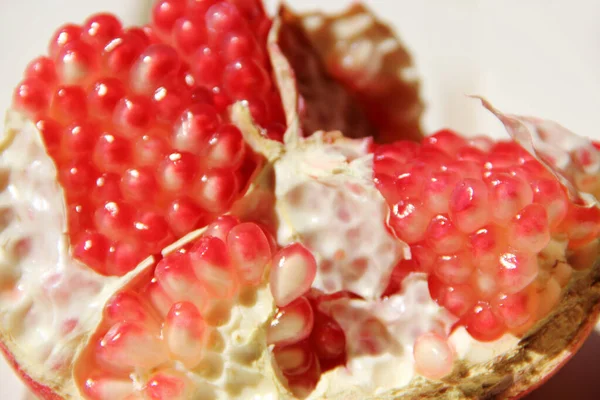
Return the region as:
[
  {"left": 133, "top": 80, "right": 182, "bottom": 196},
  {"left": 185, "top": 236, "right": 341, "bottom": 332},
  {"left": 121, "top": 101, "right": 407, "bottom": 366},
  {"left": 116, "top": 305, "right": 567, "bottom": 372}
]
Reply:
[
  {"left": 311, "top": 316, "right": 346, "bottom": 360},
  {"left": 189, "top": 236, "right": 238, "bottom": 299},
  {"left": 191, "top": 170, "right": 239, "bottom": 213},
  {"left": 485, "top": 172, "right": 533, "bottom": 223},
  {"left": 433, "top": 252, "right": 474, "bottom": 285},
  {"left": 423, "top": 171, "right": 461, "bottom": 214},
  {"left": 267, "top": 297, "right": 314, "bottom": 347},
  {"left": 92, "top": 173, "right": 122, "bottom": 205},
  {"left": 164, "top": 302, "right": 206, "bottom": 368},
  {"left": 55, "top": 41, "right": 98, "bottom": 85},
  {"left": 561, "top": 204, "right": 600, "bottom": 249},
  {"left": 422, "top": 129, "right": 466, "bottom": 156},
  {"left": 82, "top": 13, "right": 123, "bottom": 49},
  {"left": 492, "top": 290, "right": 538, "bottom": 329},
  {"left": 133, "top": 211, "right": 172, "bottom": 249},
  {"left": 204, "top": 215, "right": 240, "bottom": 241},
  {"left": 95, "top": 201, "right": 134, "bottom": 241},
  {"left": 223, "top": 58, "right": 270, "bottom": 100},
  {"left": 227, "top": 222, "right": 272, "bottom": 285},
  {"left": 130, "top": 44, "right": 181, "bottom": 93},
  {"left": 73, "top": 232, "right": 110, "bottom": 274},
  {"left": 173, "top": 104, "right": 221, "bottom": 154},
  {"left": 286, "top": 355, "right": 321, "bottom": 399},
  {"left": 103, "top": 32, "right": 148, "bottom": 77},
  {"left": 388, "top": 199, "right": 431, "bottom": 243},
  {"left": 120, "top": 168, "right": 158, "bottom": 203},
  {"left": 190, "top": 45, "right": 224, "bottom": 88},
  {"left": 204, "top": 124, "right": 245, "bottom": 169},
  {"left": 88, "top": 78, "right": 125, "bottom": 117},
  {"left": 205, "top": 2, "right": 244, "bottom": 39},
  {"left": 59, "top": 160, "right": 96, "bottom": 197},
  {"left": 469, "top": 225, "right": 505, "bottom": 273},
  {"left": 154, "top": 252, "right": 205, "bottom": 312},
  {"left": 508, "top": 204, "right": 550, "bottom": 253},
  {"left": 428, "top": 277, "right": 476, "bottom": 318},
  {"left": 63, "top": 122, "right": 100, "bottom": 155},
  {"left": 270, "top": 243, "right": 317, "bottom": 307},
  {"left": 153, "top": 84, "right": 190, "bottom": 124},
  {"left": 462, "top": 302, "right": 506, "bottom": 342},
  {"left": 113, "top": 95, "right": 154, "bottom": 135},
  {"left": 106, "top": 240, "right": 145, "bottom": 276},
  {"left": 134, "top": 134, "right": 168, "bottom": 166},
  {"left": 497, "top": 250, "right": 539, "bottom": 294},
  {"left": 49, "top": 24, "right": 82, "bottom": 59},
  {"left": 104, "top": 290, "right": 158, "bottom": 328},
  {"left": 144, "top": 278, "right": 173, "bottom": 318},
  {"left": 166, "top": 197, "right": 207, "bottom": 237},
  {"left": 25, "top": 56, "right": 57, "bottom": 85},
  {"left": 51, "top": 85, "right": 88, "bottom": 122},
  {"left": 83, "top": 374, "right": 133, "bottom": 400},
  {"left": 449, "top": 178, "right": 490, "bottom": 233},
  {"left": 35, "top": 118, "right": 62, "bottom": 151},
  {"left": 151, "top": 0, "right": 186, "bottom": 35},
  {"left": 426, "top": 214, "right": 465, "bottom": 254},
  {"left": 413, "top": 332, "right": 455, "bottom": 379},
  {"left": 93, "top": 133, "right": 131, "bottom": 173},
  {"left": 172, "top": 16, "right": 208, "bottom": 55},
  {"left": 158, "top": 152, "right": 198, "bottom": 192},
  {"left": 144, "top": 369, "right": 194, "bottom": 400},
  {"left": 273, "top": 341, "right": 315, "bottom": 376}
]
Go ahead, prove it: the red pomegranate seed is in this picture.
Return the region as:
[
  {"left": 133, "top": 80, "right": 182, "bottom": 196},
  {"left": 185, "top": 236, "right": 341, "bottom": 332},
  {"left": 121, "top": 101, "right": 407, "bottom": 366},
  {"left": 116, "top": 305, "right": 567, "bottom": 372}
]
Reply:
[
  {"left": 25, "top": 56, "right": 57, "bottom": 85},
  {"left": 413, "top": 332, "right": 455, "bottom": 380},
  {"left": 134, "top": 134, "right": 169, "bottom": 166},
  {"left": 72, "top": 232, "right": 110, "bottom": 275},
  {"left": 93, "top": 133, "right": 131, "bottom": 173},
  {"left": 462, "top": 302, "right": 506, "bottom": 342},
  {"left": 96, "top": 321, "right": 168, "bottom": 370},
  {"left": 485, "top": 172, "right": 533, "bottom": 223},
  {"left": 394, "top": 170, "right": 424, "bottom": 199},
  {"left": 388, "top": 199, "right": 431, "bottom": 243},
  {"left": 492, "top": 290, "right": 538, "bottom": 329},
  {"left": 245, "top": 96, "right": 270, "bottom": 126},
  {"left": 144, "top": 278, "right": 173, "bottom": 318},
  {"left": 62, "top": 121, "right": 99, "bottom": 155},
  {"left": 151, "top": 0, "right": 186, "bottom": 36},
  {"left": 267, "top": 297, "right": 314, "bottom": 347},
  {"left": 561, "top": 204, "right": 600, "bottom": 248},
  {"left": 433, "top": 251, "right": 474, "bottom": 285},
  {"left": 311, "top": 316, "right": 346, "bottom": 360},
  {"left": 422, "top": 171, "right": 461, "bottom": 214},
  {"left": 273, "top": 341, "right": 315, "bottom": 376},
  {"left": 205, "top": 2, "right": 244, "bottom": 38},
  {"left": 106, "top": 241, "right": 146, "bottom": 276},
  {"left": 508, "top": 204, "right": 550, "bottom": 253},
  {"left": 55, "top": 41, "right": 98, "bottom": 85},
  {"left": 120, "top": 168, "right": 158, "bottom": 203},
  {"left": 173, "top": 104, "right": 221, "bottom": 154},
  {"left": 203, "top": 124, "right": 245, "bottom": 169},
  {"left": 227, "top": 222, "right": 271, "bottom": 285},
  {"left": 172, "top": 16, "right": 208, "bottom": 55},
  {"left": 497, "top": 250, "right": 538, "bottom": 294},
  {"left": 191, "top": 170, "right": 239, "bottom": 213},
  {"left": 88, "top": 78, "right": 125, "bottom": 117},
  {"left": 153, "top": 84, "right": 190, "bottom": 123},
  {"left": 166, "top": 197, "right": 207, "bottom": 237},
  {"left": 133, "top": 211, "right": 172, "bottom": 249},
  {"left": 469, "top": 225, "right": 505, "bottom": 272},
  {"left": 103, "top": 32, "right": 148, "bottom": 77},
  {"left": 270, "top": 243, "right": 317, "bottom": 307},
  {"left": 164, "top": 302, "right": 206, "bottom": 368},
  {"left": 286, "top": 355, "right": 322, "bottom": 399},
  {"left": 35, "top": 118, "right": 62, "bottom": 150},
  {"left": 131, "top": 44, "right": 180, "bottom": 93},
  {"left": 58, "top": 160, "right": 96, "bottom": 197},
  {"left": 428, "top": 277, "right": 476, "bottom": 318},
  {"left": 425, "top": 214, "right": 465, "bottom": 254},
  {"left": 49, "top": 24, "right": 83, "bottom": 59},
  {"left": 203, "top": 215, "right": 240, "bottom": 241},
  {"left": 94, "top": 201, "right": 134, "bottom": 240},
  {"left": 51, "top": 85, "right": 88, "bottom": 122},
  {"left": 189, "top": 236, "right": 238, "bottom": 298},
  {"left": 423, "top": 129, "right": 466, "bottom": 156},
  {"left": 221, "top": 30, "right": 259, "bottom": 60},
  {"left": 13, "top": 78, "right": 51, "bottom": 117},
  {"left": 457, "top": 145, "right": 487, "bottom": 163},
  {"left": 223, "top": 58, "right": 270, "bottom": 99},
  {"left": 158, "top": 152, "right": 198, "bottom": 192},
  {"left": 92, "top": 173, "right": 122, "bottom": 205},
  {"left": 449, "top": 178, "right": 490, "bottom": 233},
  {"left": 104, "top": 290, "right": 158, "bottom": 327},
  {"left": 189, "top": 45, "right": 223, "bottom": 88},
  {"left": 531, "top": 179, "right": 569, "bottom": 229},
  {"left": 154, "top": 252, "right": 205, "bottom": 311},
  {"left": 144, "top": 370, "right": 193, "bottom": 400},
  {"left": 83, "top": 374, "right": 133, "bottom": 400},
  {"left": 113, "top": 95, "right": 154, "bottom": 135},
  {"left": 82, "top": 13, "right": 123, "bottom": 49}
]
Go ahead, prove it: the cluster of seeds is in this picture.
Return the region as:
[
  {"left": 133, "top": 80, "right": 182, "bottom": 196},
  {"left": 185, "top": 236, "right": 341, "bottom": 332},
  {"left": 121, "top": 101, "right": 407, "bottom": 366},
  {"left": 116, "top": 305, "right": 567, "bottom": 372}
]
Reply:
[
  {"left": 81, "top": 216, "right": 273, "bottom": 400},
  {"left": 375, "top": 130, "right": 600, "bottom": 341},
  {"left": 12, "top": 0, "right": 284, "bottom": 276}
]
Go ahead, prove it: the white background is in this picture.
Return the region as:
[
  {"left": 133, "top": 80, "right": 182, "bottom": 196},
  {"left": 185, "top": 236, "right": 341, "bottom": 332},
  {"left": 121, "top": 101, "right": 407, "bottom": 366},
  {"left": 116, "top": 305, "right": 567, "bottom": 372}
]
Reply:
[{"left": 1, "top": 1, "right": 599, "bottom": 398}]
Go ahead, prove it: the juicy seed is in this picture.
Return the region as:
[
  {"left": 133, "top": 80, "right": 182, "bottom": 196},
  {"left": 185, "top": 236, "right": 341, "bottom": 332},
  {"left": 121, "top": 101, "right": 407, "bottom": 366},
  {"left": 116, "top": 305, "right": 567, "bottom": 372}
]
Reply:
[
  {"left": 82, "top": 13, "right": 123, "bottom": 49},
  {"left": 507, "top": 204, "right": 550, "bottom": 253},
  {"left": 485, "top": 172, "right": 533, "bottom": 223},
  {"left": 189, "top": 236, "right": 238, "bottom": 298},
  {"left": 497, "top": 251, "right": 539, "bottom": 294},
  {"left": 204, "top": 215, "right": 241, "bottom": 241},
  {"left": 449, "top": 179, "right": 490, "bottom": 233},
  {"left": 388, "top": 199, "right": 431, "bottom": 243},
  {"left": 413, "top": 332, "right": 455, "bottom": 380},
  {"left": 158, "top": 152, "right": 198, "bottom": 192},
  {"left": 492, "top": 290, "right": 538, "bottom": 329},
  {"left": 191, "top": 169, "right": 239, "bottom": 213},
  {"left": 25, "top": 56, "right": 58, "bottom": 85},
  {"left": 83, "top": 374, "right": 134, "bottom": 400},
  {"left": 270, "top": 243, "right": 317, "bottom": 307},
  {"left": 273, "top": 341, "right": 315, "bottom": 376},
  {"left": 73, "top": 232, "right": 109, "bottom": 274},
  {"left": 311, "top": 316, "right": 346, "bottom": 360},
  {"left": 55, "top": 41, "right": 98, "bottom": 85},
  {"left": 164, "top": 302, "right": 206, "bottom": 368},
  {"left": 462, "top": 302, "right": 506, "bottom": 342},
  {"left": 426, "top": 215, "right": 465, "bottom": 254},
  {"left": 267, "top": 297, "right": 314, "bottom": 347},
  {"left": 166, "top": 197, "right": 207, "bottom": 236},
  {"left": 173, "top": 104, "right": 221, "bottom": 154},
  {"left": 144, "top": 370, "right": 193, "bottom": 400},
  {"left": 154, "top": 252, "right": 205, "bottom": 312},
  {"left": 227, "top": 222, "right": 271, "bottom": 285},
  {"left": 13, "top": 78, "right": 51, "bottom": 117},
  {"left": 131, "top": 44, "right": 180, "bottom": 93},
  {"left": 104, "top": 291, "right": 158, "bottom": 327},
  {"left": 152, "top": 0, "right": 186, "bottom": 36}
]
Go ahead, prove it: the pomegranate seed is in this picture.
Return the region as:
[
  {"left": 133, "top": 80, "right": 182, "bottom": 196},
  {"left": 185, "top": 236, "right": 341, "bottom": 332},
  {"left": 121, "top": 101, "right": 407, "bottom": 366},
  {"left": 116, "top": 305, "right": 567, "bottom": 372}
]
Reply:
[
  {"left": 152, "top": 0, "right": 186, "bottom": 35},
  {"left": 508, "top": 204, "right": 550, "bottom": 253},
  {"left": 144, "top": 370, "right": 193, "bottom": 400},
  {"left": 203, "top": 124, "right": 245, "bottom": 169},
  {"left": 13, "top": 78, "right": 51, "bottom": 117},
  {"left": 449, "top": 178, "right": 490, "bottom": 233},
  {"left": 154, "top": 252, "right": 206, "bottom": 311},
  {"left": 189, "top": 236, "right": 238, "bottom": 298},
  {"left": 158, "top": 152, "right": 198, "bottom": 192},
  {"left": 93, "top": 133, "right": 131, "bottom": 173},
  {"left": 144, "top": 278, "right": 173, "bottom": 318},
  {"left": 428, "top": 277, "right": 476, "bottom": 318},
  {"left": 72, "top": 232, "right": 110, "bottom": 274},
  {"left": 469, "top": 225, "right": 505, "bottom": 272},
  {"left": 82, "top": 13, "right": 122, "bottom": 49},
  {"left": 35, "top": 118, "right": 62, "bottom": 150},
  {"left": 68, "top": 202, "right": 93, "bottom": 237},
  {"left": 425, "top": 214, "right": 465, "bottom": 254},
  {"left": 189, "top": 45, "right": 223, "bottom": 88},
  {"left": 92, "top": 173, "right": 122, "bottom": 205},
  {"left": 270, "top": 243, "right": 317, "bottom": 307},
  {"left": 83, "top": 374, "right": 133, "bottom": 400},
  {"left": 423, "top": 129, "right": 466, "bottom": 156},
  {"left": 516, "top": 159, "right": 554, "bottom": 181},
  {"left": 153, "top": 85, "right": 190, "bottom": 123},
  {"left": 51, "top": 85, "right": 88, "bottom": 122},
  {"left": 393, "top": 170, "right": 424, "bottom": 199},
  {"left": 485, "top": 172, "right": 533, "bottom": 223},
  {"left": 173, "top": 104, "right": 221, "bottom": 154},
  {"left": 374, "top": 142, "right": 419, "bottom": 176},
  {"left": 422, "top": 171, "right": 461, "bottom": 214},
  {"left": 59, "top": 160, "right": 96, "bottom": 197},
  {"left": 133, "top": 211, "right": 172, "bottom": 249},
  {"left": 96, "top": 321, "right": 168, "bottom": 370},
  {"left": 205, "top": 2, "right": 244, "bottom": 38},
  {"left": 223, "top": 58, "right": 270, "bottom": 100},
  {"left": 433, "top": 251, "right": 474, "bottom": 285},
  {"left": 164, "top": 302, "right": 206, "bottom": 368},
  {"left": 191, "top": 170, "right": 238, "bottom": 213},
  {"left": 49, "top": 24, "right": 83, "bottom": 59},
  {"left": 267, "top": 297, "right": 314, "bottom": 347},
  {"left": 62, "top": 121, "right": 99, "bottom": 155},
  {"left": 166, "top": 197, "right": 207, "bottom": 237},
  {"left": 203, "top": 215, "right": 240, "bottom": 241},
  {"left": 227, "top": 222, "right": 271, "bottom": 285},
  {"left": 493, "top": 290, "right": 538, "bottom": 329},
  {"left": 497, "top": 251, "right": 538, "bottom": 294},
  {"left": 88, "top": 78, "right": 125, "bottom": 117},
  {"left": 113, "top": 95, "right": 154, "bottom": 135},
  {"left": 286, "top": 355, "right": 322, "bottom": 398},
  {"left": 103, "top": 32, "right": 148, "bottom": 76},
  {"left": 388, "top": 199, "right": 431, "bottom": 243},
  {"left": 55, "top": 41, "right": 98, "bottom": 85},
  {"left": 413, "top": 332, "right": 455, "bottom": 379},
  {"left": 131, "top": 44, "right": 180, "bottom": 93},
  {"left": 172, "top": 16, "right": 208, "bottom": 55},
  {"left": 104, "top": 290, "right": 158, "bottom": 327},
  {"left": 134, "top": 134, "right": 169, "bottom": 166},
  {"left": 562, "top": 204, "right": 600, "bottom": 248},
  {"left": 311, "top": 316, "right": 346, "bottom": 360},
  {"left": 120, "top": 168, "right": 158, "bottom": 203},
  {"left": 94, "top": 201, "right": 134, "bottom": 240},
  {"left": 106, "top": 240, "right": 146, "bottom": 276},
  {"left": 456, "top": 146, "right": 487, "bottom": 163},
  {"left": 462, "top": 302, "right": 506, "bottom": 342},
  {"left": 273, "top": 341, "right": 315, "bottom": 376},
  {"left": 245, "top": 96, "right": 270, "bottom": 126},
  {"left": 25, "top": 56, "right": 57, "bottom": 85}
]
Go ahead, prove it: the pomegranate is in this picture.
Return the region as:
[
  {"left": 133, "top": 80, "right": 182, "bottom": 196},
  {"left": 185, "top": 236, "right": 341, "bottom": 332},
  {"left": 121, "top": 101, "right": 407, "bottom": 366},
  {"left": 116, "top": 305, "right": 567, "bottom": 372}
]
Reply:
[{"left": 1, "top": 1, "right": 600, "bottom": 400}]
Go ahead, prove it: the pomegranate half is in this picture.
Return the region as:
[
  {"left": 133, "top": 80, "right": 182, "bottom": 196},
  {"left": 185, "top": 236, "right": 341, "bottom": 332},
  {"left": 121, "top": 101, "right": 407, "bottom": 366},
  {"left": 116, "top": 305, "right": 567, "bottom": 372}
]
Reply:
[{"left": 1, "top": 1, "right": 599, "bottom": 399}]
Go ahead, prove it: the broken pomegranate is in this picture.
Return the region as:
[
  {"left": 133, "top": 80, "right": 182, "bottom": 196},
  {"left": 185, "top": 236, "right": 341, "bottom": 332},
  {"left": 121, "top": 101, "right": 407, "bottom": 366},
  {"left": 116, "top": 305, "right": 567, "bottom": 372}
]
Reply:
[{"left": 1, "top": 1, "right": 600, "bottom": 400}]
